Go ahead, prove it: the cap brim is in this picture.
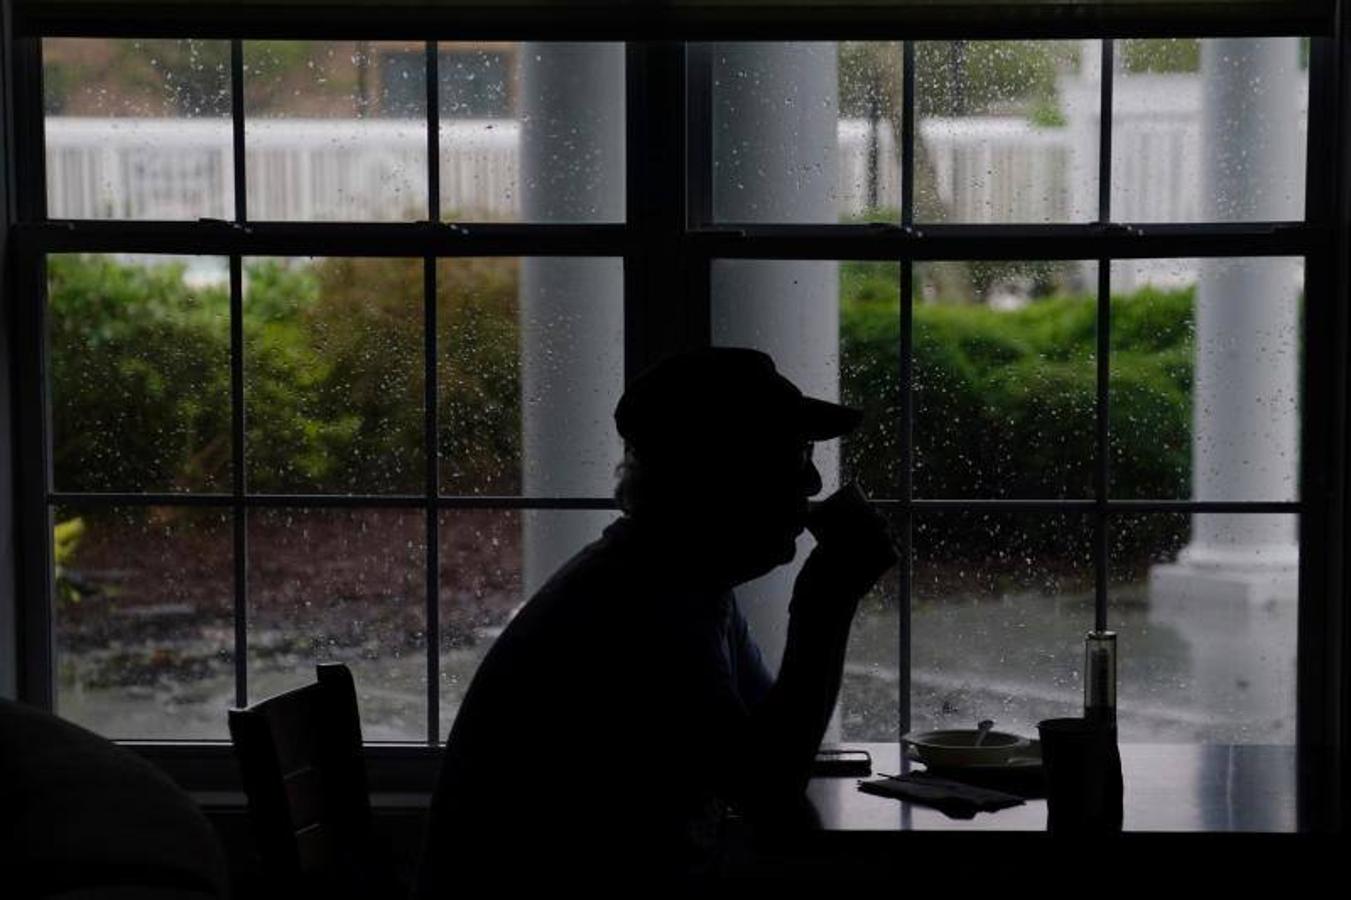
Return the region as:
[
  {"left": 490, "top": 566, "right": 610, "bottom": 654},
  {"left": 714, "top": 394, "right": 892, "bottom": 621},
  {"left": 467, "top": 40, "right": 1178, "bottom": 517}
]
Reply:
[{"left": 799, "top": 397, "right": 863, "bottom": 440}]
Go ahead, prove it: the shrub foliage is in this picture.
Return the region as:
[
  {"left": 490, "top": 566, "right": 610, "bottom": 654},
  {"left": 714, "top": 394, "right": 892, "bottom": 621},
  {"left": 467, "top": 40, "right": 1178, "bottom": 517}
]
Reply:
[{"left": 50, "top": 255, "right": 1194, "bottom": 573}]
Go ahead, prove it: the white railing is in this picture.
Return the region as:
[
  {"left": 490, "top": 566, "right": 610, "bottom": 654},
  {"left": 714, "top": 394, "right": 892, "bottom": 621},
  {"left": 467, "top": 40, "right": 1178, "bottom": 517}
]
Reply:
[
  {"left": 48, "top": 116, "right": 890, "bottom": 223},
  {"left": 920, "top": 73, "right": 1308, "bottom": 226},
  {"left": 919, "top": 117, "right": 1074, "bottom": 222},
  {"left": 44, "top": 117, "right": 519, "bottom": 222},
  {"left": 43, "top": 72, "right": 1310, "bottom": 252},
  {"left": 46, "top": 118, "right": 234, "bottom": 220},
  {"left": 1107, "top": 74, "right": 1207, "bottom": 224},
  {"left": 836, "top": 118, "right": 900, "bottom": 215}
]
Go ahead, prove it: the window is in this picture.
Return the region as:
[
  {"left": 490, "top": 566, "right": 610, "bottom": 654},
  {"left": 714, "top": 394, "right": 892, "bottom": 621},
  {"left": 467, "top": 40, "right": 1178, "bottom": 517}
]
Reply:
[
  {"left": 700, "top": 36, "right": 1310, "bottom": 749},
  {"left": 25, "top": 33, "right": 627, "bottom": 744},
  {"left": 4, "top": 1, "right": 1343, "bottom": 830},
  {"left": 380, "top": 47, "right": 514, "bottom": 119}
]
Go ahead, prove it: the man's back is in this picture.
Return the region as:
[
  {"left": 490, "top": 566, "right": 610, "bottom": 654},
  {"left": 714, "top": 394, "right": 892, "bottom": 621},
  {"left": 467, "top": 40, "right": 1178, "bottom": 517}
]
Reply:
[{"left": 414, "top": 517, "right": 772, "bottom": 892}]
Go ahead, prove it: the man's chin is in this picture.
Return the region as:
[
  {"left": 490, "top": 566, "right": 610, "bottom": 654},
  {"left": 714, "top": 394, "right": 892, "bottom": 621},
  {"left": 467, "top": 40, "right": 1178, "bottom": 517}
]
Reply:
[{"left": 729, "top": 539, "right": 798, "bottom": 585}]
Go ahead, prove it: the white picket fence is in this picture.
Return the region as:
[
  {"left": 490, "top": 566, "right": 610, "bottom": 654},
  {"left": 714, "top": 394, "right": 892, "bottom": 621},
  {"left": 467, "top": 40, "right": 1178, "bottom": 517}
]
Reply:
[
  {"left": 44, "top": 73, "right": 1309, "bottom": 273},
  {"left": 920, "top": 73, "right": 1307, "bottom": 226},
  {"left": 46, "top": 116, "right": 905, "bottom": 222},
  {"left": 919, "top": 117, "right": 1076, "bottom": 221},
  {"left": 45, "top": 117, "right": 517, "bottom": 221}
]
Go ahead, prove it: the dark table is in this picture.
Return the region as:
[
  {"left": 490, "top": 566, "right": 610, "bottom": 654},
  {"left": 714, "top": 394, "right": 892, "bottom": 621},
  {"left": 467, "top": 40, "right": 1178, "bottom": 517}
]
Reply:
[
  {"left": 719, "top": 742, "right": 1303, "bottom": 883},
  {"left": 807, "top": 742, "right": 1296, "bottom": 832}
]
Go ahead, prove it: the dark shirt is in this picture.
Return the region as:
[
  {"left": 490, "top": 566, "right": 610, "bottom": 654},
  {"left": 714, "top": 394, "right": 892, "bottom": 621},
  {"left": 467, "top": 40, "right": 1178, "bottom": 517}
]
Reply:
[{"left": 414, "top": 515, "right": 851, "bottom": 891}]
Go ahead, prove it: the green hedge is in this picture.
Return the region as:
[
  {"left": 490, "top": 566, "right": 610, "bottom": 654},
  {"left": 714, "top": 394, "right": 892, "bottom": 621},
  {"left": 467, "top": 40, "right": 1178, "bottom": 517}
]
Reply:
[
  {"left": 50, "top": 255, "right": 523, "bottom": 497},
  {"left": 49, "top": 255, "right": 232, "bottom": 493},
  {"left": 50, "top": 255, "right": 1194, "bottom": 569},
  {"left": 840, "top": 264, "right": 1193, "bottom": 568},
  {"left": 841, "top": 275, "right": 1192, "bottom": 504}
]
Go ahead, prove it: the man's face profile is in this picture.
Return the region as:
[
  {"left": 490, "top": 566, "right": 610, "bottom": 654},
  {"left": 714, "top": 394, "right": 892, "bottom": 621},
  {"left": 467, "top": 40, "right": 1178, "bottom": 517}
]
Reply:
[
  {"left": 614, "top": 347, "right": 857, "bottom": 585},
  {"left": 710, "top": 434, "right": 823, "bottom": 581}
]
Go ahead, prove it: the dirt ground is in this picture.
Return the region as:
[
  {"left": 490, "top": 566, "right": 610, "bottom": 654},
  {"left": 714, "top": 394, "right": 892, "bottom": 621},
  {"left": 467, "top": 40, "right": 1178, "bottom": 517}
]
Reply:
[{"left": 56, "top": 507, "right": 524, "bottom": 690}]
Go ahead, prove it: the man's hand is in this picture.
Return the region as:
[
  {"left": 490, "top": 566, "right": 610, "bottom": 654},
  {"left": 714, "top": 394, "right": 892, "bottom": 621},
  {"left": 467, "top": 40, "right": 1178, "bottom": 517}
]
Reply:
[{"left": 791, "top": 487, "right": 898, "bottom": 619}]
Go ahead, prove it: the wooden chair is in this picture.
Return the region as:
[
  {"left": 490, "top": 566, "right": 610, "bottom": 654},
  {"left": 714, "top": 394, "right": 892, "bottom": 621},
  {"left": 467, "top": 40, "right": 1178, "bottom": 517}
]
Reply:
[{"left": 228, "top": 664, "right": 404, "bottom": 898}]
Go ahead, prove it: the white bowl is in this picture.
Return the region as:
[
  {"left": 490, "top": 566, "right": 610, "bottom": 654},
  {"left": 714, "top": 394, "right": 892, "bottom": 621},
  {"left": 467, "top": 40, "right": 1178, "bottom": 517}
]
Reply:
[{"left": 901, "top": 729, "right": 1034, "bottom": 768}]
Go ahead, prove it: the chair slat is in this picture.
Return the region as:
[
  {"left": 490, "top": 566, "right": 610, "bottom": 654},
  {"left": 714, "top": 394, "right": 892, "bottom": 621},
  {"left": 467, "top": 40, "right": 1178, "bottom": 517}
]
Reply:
[
  {"left": 227, "top": 664, "right": 404, "bottom": 896},
  {"left": 282, "top": 764, "right": 326, "bottom": 830}
]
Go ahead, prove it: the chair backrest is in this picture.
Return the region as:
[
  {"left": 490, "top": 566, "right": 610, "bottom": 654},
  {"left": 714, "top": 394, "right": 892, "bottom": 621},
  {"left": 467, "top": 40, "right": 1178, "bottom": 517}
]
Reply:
[{"left": 228, "top": 663, "right": 396, "bottom": 896}]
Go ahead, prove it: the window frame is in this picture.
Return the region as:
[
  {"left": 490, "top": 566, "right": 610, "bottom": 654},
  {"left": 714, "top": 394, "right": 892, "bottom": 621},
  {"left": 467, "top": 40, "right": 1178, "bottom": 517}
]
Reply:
[{"left": 3, "top": 1, "right": 1345, "bottom": 834}]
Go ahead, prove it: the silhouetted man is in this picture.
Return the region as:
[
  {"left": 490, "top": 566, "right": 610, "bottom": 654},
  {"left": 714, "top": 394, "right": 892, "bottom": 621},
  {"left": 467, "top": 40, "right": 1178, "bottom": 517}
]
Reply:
[{"left": 414, "top": 347, "right": 896, "bottom": 891}]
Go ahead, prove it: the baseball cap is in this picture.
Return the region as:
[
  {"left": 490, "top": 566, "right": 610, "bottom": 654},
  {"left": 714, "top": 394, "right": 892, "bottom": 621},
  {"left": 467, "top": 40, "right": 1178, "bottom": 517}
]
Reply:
[{"left": 614, "top": 347, "right": 861, "bottom": 454}]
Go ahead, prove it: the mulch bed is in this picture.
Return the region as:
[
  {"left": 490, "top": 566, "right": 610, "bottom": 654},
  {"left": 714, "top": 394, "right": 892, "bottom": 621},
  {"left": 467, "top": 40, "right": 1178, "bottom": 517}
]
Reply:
[{"left": 57, "top": 507, "right": 524, "bottom": 664}]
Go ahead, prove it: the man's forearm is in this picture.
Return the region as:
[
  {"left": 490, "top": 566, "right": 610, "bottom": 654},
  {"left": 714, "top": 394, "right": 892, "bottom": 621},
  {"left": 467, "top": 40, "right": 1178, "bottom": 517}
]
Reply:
[{"left": 745, "top": 600, "right": 857, "bottom": 802}]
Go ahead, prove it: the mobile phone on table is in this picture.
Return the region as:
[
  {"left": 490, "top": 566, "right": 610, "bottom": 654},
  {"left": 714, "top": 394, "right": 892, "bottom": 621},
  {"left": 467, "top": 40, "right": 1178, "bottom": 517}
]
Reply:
[{"left": 813, "top": 747, "right": 872, "bottom": 776}]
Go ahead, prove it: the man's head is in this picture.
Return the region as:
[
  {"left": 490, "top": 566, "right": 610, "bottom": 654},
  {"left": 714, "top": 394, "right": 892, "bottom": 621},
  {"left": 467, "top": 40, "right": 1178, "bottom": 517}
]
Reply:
[{"left": 613, "top": 348, "right": 861, "bottom": 583}]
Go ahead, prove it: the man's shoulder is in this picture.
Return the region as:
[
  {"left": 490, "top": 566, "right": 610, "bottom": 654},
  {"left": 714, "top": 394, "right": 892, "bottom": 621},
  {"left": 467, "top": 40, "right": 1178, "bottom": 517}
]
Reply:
[
  {"left": 489, "top": 528, "right": 638, "bottom": 644},
  {"left": 442, "top": 534, "right": 624, "bottom": 735},
  {"left": 522, "top": 532, "right": 631, "bottom": 610}
]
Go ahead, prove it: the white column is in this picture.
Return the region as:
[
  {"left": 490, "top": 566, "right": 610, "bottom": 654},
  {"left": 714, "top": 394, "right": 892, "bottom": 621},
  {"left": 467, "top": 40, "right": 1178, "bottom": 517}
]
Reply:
[
  {"left": 1065, "top": 39, "right": 1105, "bottom": 287},
  {"left": 519, "top": 44, "right": 626, "bottom": 596},
  {"left": 708, "top": 43, "right": 841, "bottom": 678},
  {"left": 1148, "top": 38, "right": 1301, "bottom": 741},
  {"left": 1189, "top": 37, "right": 1301, "bottom": 550}
]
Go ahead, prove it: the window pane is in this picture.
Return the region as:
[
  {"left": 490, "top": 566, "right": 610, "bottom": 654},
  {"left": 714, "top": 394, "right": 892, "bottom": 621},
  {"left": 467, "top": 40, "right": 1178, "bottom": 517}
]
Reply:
[
  {"left": 54, "top": 505, "right": 234, "bottom": 740},
  {"left": 710, "top": 258, "right": 900, "bottom": 740},
  {"left": 711, "top": 258, "right": 901, "bottom": 500},
  {"left": 440, "top": 42, "right": 625, "bottom": 223},
  {"left": 916, "top": 40, "right": 1097, "bottom": 223},
  {"left": 840, "top": 262, "right": 902, "bottom": 498},
  {"left": 1109, "top": 513, "right": 1297, "bottom": 743},
  {"left": 1109, "top": 258, "right": 1301, "bottom": 501},
  {"left": 1112, "top": 38, "right": 1306, "bottom": 223},
  {"left": 911, "top": 511, "right": 1093, "bottom": 735},
  {"left": 439, "top": 508, "right": 618, "bottom": 739},
  {"left": 913, "top": 260, "right": 1097, "bottom": 499},
  {"left": 840, "top": 262, "right": 904, "bottom": 738},
  {"left": 708, "top": 42, "right": 902, "bottom": 224},
  {"left": 439, "top": 257, "right": 623, "bottom": 497},
  {"left": 840, "top": 508, "right": 902, "bottom": 741},
  {"left": 44, "top": 38, "right": 233, "bottom": 220},
  {"left": 244, "top": 257, "right": 424, "bottom": 495},
  {"left": 244, "top": 41, "right": 426, "bottom": 221},
  {"left": 247, "top": 507, "right": 425, "bottom": 740},
  {"left": 49, "top": 254, "right": 231, "bottom": 493}
]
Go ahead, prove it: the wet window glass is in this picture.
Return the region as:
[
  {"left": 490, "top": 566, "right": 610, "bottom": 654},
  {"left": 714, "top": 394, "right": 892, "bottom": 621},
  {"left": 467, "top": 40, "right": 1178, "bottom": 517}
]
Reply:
[
  {"left": 439, "top": 257, "right": 624, "bottom": 497},
  {"left": 911, "top": 512, "right": 1094, "bottom": 734},
  {"left": 244, "top": 257, "right": 424, "bottom": 495},
  {"left": 1109, "top": 513, "right": 1297, "bottom": 744},
  {"left": 244, "top": 41, "right": 427, "bottom": 221},
  {"left": 43, "top": 38, "right": 233, "bottom": 220},
  {"left": 1112, "top": 38, "right": 1307, "bottom": 223},
  {"left": 32, "top": 21, "right": 1317, "bottom": 763},
  {"left": 914, "top": 40, "right": 1097, "bottom": 223},
  {"left": 708, "top": 42, "right": 904, "bottom": 224},
  {"left": 438, "top": 43, "right": 625, "bottom": 223},
  {"left": 54, "top": 506, "right": 234, "bottom": 740},
  {"left": 913, "top": 260, "right": 1098, "bottom": 499},
  {"left": 48, "top": 254, "right": 231, "bottom": 494},
  {"left": 247, "top": 507, "right": 426, "bottom": 741},
  {"left": 1109, "top": 258, "right": 1302, "bottom": 501}
]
